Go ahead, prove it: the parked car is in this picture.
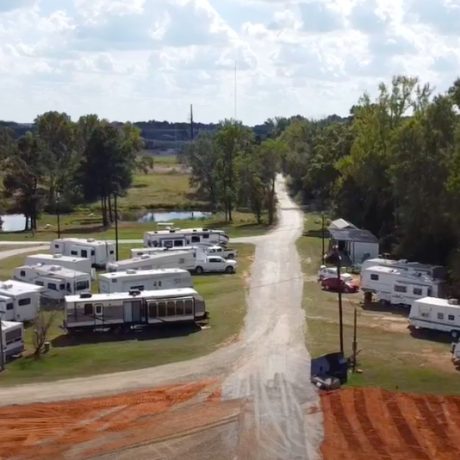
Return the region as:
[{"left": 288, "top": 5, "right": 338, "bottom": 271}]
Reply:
[
  {"left": 317, "top": 265, "right": 353, "bottom": 283},
  {"left": 321, "top": 277, "right": 359, "bottom": 293}
]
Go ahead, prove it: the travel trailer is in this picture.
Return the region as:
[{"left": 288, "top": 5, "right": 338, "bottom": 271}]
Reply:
[
  {"left": 107, "top": 251, "right": 196, "bottom": 273},
  {"left": 13, "top": 265, "right": 91, "bottom": 301},
  {"left": 63, "top": 288, "right": 207, "bottom": 332},
  {"left": 98, "top": 268, "right": 193, "bottom": 294},
  {"left": 361, "top": 258, "right": 446, "bottom": 280},
  {"left": 50, "top": 238, "right": 116, "bottom": 268},
  {"left": 129, "top": 246, "right": 198, "bottom": 258},
  {"left": 25, "top": 253, "right": 96, "bottom": 279},
  {"left": 409, "top": 297, "right": 460, "bottom": 339},
  {"left": 361, "top": 265, "right": 447, "bottom": 307},
  {"left": 0, "top": 280, "right": 44, "bottom": 322},
  {"left": 0, "top": 320, "right": 24, "bottom": 360},
  {"left": 130, "top": 245, "right": 237, "bottom": 259},
  {"left": 143, "top": 228, "right": 229, "bottom": 248}
]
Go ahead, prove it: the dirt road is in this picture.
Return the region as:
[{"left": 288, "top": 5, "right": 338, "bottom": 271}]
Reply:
[{"left": 0, "top": 245, "right": 49, "bottom": 261}]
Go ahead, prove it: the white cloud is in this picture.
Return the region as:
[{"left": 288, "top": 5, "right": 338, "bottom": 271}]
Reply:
[{"left": 0, "top": 0, "right": 458, "bottom": 124}]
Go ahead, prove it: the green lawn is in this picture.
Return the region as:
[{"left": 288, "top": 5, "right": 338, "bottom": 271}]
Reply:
[
  {"left": 0, "top": 243, "right": 254, "bottom": 384},
  {"left": 298, "top": 214, "right": 460, "bottom": 396}
]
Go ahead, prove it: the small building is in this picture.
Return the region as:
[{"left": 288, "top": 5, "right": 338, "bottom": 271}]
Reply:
[
  {"left": 328, "top": 227, "right": 379, "bottom": 266},
  {"left": 328, "top": 218, "right": 357, "bottom": 231}
]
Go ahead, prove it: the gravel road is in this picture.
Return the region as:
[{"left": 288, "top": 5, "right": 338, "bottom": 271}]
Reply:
[{"left": 0, "top": 245, "right": 50, "bottom": 261}]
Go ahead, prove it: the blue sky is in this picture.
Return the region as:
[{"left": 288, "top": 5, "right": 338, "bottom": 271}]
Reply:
[{"left": 0, "top": 0, "right": 458, "bottom": 125}]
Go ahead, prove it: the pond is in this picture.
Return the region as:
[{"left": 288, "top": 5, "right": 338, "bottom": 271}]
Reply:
[
  {"left": 138, "top": 211, "right": 212, "bottom": 223},
  {"left": 0, "top": 214, "right": 26, "bottom": 232}
]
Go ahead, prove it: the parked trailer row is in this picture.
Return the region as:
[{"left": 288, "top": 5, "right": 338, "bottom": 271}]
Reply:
[
  {"left": 51, "top": 238, "right": 116, "bottom": 268},
  {"left": 25, "top": 253, "right": 96, "bottom": 279},
  {"left": 143, "top": 228, "right": 229, "bottom": 248}
]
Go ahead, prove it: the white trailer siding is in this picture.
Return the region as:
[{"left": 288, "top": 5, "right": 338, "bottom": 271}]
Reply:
[
  {"left": 98, "top": 269, "right": 193, "bottom": 293},
  {"left": 1, "top": 320, "right": 24, "bottom": 359},
  {"left": 0, "top": 280, "right": 43, "bottom": 322},
  {"left": 25, "top": 254, "right": 95, "bottom": 279},
  {"left": 361, "top": 258, "right": 446, "bottom": 280},
  {"left": 144, "top": 228, "right": 229, "bottom": 248},
  {"left": 130, "top": 247, "right": 199, "bottom": 258}
]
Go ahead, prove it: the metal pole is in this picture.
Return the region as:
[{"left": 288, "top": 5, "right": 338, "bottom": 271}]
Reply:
[
  {"left": 56, "top": 193, "right": 61, "bottom": 239},
  {"left": 352, "top": 308, "right": 358, "bottom": 373},
  {"left": 114, "top": 194, "right": 119, "bottom": 261},
  {"left": 321, "top": 213, "right": 325, "bottom": 261},
  {"left": 337, "top": 248, "right": 344, "bottom": 354},
  {"left": 0, "top": 312, "right": 4, "bottom": 372}
]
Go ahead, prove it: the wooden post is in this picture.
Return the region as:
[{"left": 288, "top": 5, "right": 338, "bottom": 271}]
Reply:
[
  {"left": 352, "top": 308, "right": 358, "bottom": 373},
  {"left": 336, "top": 248, "right": 344, "bottom": 354}
]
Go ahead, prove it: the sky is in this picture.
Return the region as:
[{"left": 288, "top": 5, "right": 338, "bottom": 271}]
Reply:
[{"left": 0, "top": 0, "right": 459, "bottom": 125}]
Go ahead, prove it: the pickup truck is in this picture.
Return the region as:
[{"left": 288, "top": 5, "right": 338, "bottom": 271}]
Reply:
[
  {"left": 206, "top": 245, "right": 238, "bottom": 259},
  {"left": 194, "top": 256, "right": 237, "bottom": 274}
]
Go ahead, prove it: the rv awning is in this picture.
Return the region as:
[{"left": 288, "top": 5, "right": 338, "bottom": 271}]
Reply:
[
  {"left": 329, "top": 228, "right": 378, "bottom": 244},
  {"left": 328, "top": 218, "right": 357, "bottom": 230}
]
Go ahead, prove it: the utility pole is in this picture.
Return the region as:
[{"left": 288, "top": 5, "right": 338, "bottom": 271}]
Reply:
[
  {"left": 321, "top": 213, "right": 325, "bottom": 261},
  {"left": 190, "top": 104, "right": 194, "bottom": 140},
  {"left": 234, "top": 60, "right": 237, "bottom": 121},
  {"left": 352, "top": 308, "right": 358, "bottom": 373},
  {"left": 0, "top": 311, "right": 4, "bottom": 372},
  {"left": 336, "top": 247, "right": 344, "bottom": 354},
  {"left": 114, "top": 194, "right": 119, "bottom": 261},
  {"left": 56, "top": 192, "right": 61, "bottom": 239}
]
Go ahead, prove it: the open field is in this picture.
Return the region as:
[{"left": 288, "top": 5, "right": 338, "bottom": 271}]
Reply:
[
  {"left": 0, "top": 243, "right": 254, "bottom": 385},
  {"left": 298, "top": 214, "right": 460, "bottom": 395}
]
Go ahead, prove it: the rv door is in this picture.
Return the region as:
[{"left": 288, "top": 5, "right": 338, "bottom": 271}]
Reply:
[{"left": 94, "top": 303, "right": 104, "bottom": 326}]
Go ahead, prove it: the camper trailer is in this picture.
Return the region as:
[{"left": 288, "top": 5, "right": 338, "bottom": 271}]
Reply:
[
  {"left": 0, "top": 280, "right": 43, "bottom": 322},
  {"left": 25, "top": 253, "right": 96, "bottom": 279},
  {"left": 409, "top": 297, "right": 460, "bottom": 339},
  {"left": 98, "top": 268, "right": 193, "bottom": 294},
  {"left": 143, "top": 228, "right": 229, "bottom": 248},
  {"left": 0, "top": 320, "right": 24, "bottom": 359},
  {"left": 63, "top": 288, "right": 207, "bottom": 332},
  {"left": 13, "top": 265, "right": 91, "bottom": 301},
  {"left": 107, "top": 251, "right": 196, "bottom": 273},
  {"left": 361, "top": 258, "right": 446, "bottom": 280},
  {"left": 361, "top": 265, "right": 447, "bottom": 307},
  {"left": 130, "top": 246, "right": 198, "bottom": 258},
  {"left": 50, "top": 238, "right": 115, "bottom": 268}
]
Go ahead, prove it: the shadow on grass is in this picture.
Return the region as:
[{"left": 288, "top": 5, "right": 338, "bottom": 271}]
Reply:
[
  {"left": 51, "top": 323, "right": 202, "bottom": 348},
  {"left": 303, "top": 229, "right": 328, "bottom": 239},
  {"left": 132, "top": 183, "right": 149, "bottom": 189},
  {"left": 409, "top": 328, "right": 453, "bottom": 344},
  {"left": 361, "top": 301, "right": 409, "bottom": 317}
]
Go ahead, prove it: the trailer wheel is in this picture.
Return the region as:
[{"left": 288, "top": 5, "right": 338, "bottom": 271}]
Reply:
[
  {"left": 195, "top": 266, "right": 204, "bottom": 274},
  {"left": 451, "top": 330, "right": 460, "bottom": 339},
  {"left": 225, "top": 266, "right": 235, "bottom": 274}
]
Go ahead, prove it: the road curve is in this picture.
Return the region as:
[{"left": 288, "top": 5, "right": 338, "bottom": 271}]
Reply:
[{"left": 0, "top": 245, "right": 50, "bottom": 261}]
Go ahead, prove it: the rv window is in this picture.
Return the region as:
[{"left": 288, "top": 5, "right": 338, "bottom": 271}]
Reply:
[
  {"left": 448, "top": 314, "right": 455, "bottom": 321},
  {"left": 191, "top": 236, "right": 200, "bottom": 243},
  {"left": 66, "top": 283, "right": 71, "bottom": 291},
  {"left": 175, "top": 300, "right": 184, "bottom": 315},
  {"left": 153, "top": 241, "right": 158, "bottom": 247},
  {"left": 158, "top": 281, "right": 162, "bottom": 287},
  {"left": 370, "top": 274, "right": 379, "bottom": 281},
  {"left": 394, "top": 285, "right": 407, "bottom": 293},
  {"left": 428, "top": 288, "right": 432, "bottom": 296},
  {"left": 131, "top": 285, "right": 145, "bottom": 291},
  {"left": 173, "top": 240, "right": 183, "bottom": 247},
  {"left": 202, "top": 234, "right": 209, "bottom": 239},
  {"left": 84, "top": 304, "right": 93, "bottom": 315},
  {"left": 35, "top": 281, "right": 44, "bottom": 287},
  {"left": 20, "top": 270, "right": 25, "bottom": 277},
  {"left": 6, "top": 303, "right": 13, "bottom": 311},
  {"left": 184, "top": 299, "right": 193, "bottom": 315},
  {"left": 91, "top": 250, "right": 95, "bottom": 256},
  {"left": 167, "top": 301, "right": 176, "bottom": 316},
  {"left": 5, "top": 328, "right": 22, "bottom": 344},
  {"left": 148, "top": 303, "right": 157, "bottom": 318},
  {"left": 413, "top": 288, "right": 423, "bottom": 296},
  {"left": 60, "top": 284, "right": 65, "bottom": 291},
  {"left": 164, "top": 241, "right": 173, "bottom": 248},
  {"left": 18, "top": 298, "right": 31, "bottom": 306},
  {"left": 76, "top": 280, "right": 90, "bottom": 291},
  {"left": 158, "top": 301, "right": 167, "bottom": 317},
  {"left": 48, "top": 283, "right": 57, "bottom": 291},
  {"left": 110, "top": 250, "right": 114, "bottom": 255},
  {"left": 54, "top": 244, "right": 59, "bottom": 249},
  {"left": 179, "top": 258, "right": 185, "bottom": 264},
  {"left": 437, "top": 313, "right": 444, "bottom": 320},
  {"left": 71, "top": 250, "right": 78, "bottom": 256},
  {"left": 112, "top": 279, "right": 118, "bottom": 283},
  {"left": 95, "top": 305, "right": 102, "bottom": 315},
  {"left": 81, "top": 250, "right": 88, "bottom": 258}
]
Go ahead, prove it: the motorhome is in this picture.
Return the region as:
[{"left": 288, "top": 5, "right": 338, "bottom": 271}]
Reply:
[
  {"left": 0, "top": 280, "right": 44, "bottom": 322},
  {"left": 360, "top": 265, "right": 447, "bottom": 307},
  {"left": 143, "top": 228, "right": 229, "bottom": 248},
  {"left": 130, "top": 246, "right": 198, "bottom": 258},
  {"left": 107, "top": 251, "right": 196, "bottom": 273},
  {"left": 50, "top": 238, "right": 116, "bottom": 268},
  {"left": 360, "top": 258, "right": 446, "bottom": 280},
  {"left": 25, "top": 253, "right": 96, "bottom": 279},
  {"left": 0, "top": 320, "right": 24, "bottom": 360},
  {"left": 409, "top": 297, "right": 460, "bottom": 339},
  {"left": 13, "top": 265, "right": 91, "bottom": 301},
  {"left": 98, "top": 268, "right": 193, "bottom": 294},
  {"left": 63, "top": 288, "right": 207, "bottom": 332}
]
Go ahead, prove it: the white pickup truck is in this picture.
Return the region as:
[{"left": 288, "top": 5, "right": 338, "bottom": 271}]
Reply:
[
  {"left": 194, "top": 256, "right": 237, "bottom": 274},
  {"left": 206, "top": 245, "right": 238, "bottom": 259}
]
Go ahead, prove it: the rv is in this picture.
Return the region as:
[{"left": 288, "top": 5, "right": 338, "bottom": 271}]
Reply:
[
  {"left": 50, "top": 238, "right": 116, "bottom": 268},
  {"left": 98, "top": 268, "right": 193, "bottom": 294},
  {"left": 13, "top": 265, "right": 91, "bottom": 301},
  {"left": 360, "top": 265, "right": 447, "bottom": 307},
  {"left": 130, "top": 246, "right": 198, "bottom": 258},
  {"left": 25, "top": 253, "right": 96, "bottom": 279},
  {"left": 107, "top": 251, "right": 196, "bottom": 273},
  {"left": 361, "top": 258, "right": 446, "bottom": 280},
  {"left": 409, "top": 297, "right": 460, "bottom": 339},
  {"left": 0, "top": 320, "right": 24, "bottom": 360},
  {"left": 0, "top": 280, "right": 44, "bottom": 322},
  {"left": 143, "top": 228, "right": 229, "bottom": 248},
  {"left": 63, "top": 288, "right": 207, "bottom": 332}
]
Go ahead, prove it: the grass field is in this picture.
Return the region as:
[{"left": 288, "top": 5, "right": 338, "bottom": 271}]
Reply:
[
  {"left": 298, "top": 214, "right": 460, "bottom": 395},
  {"left": 0, "top": 243, "right": 254, "bottom": 384}
]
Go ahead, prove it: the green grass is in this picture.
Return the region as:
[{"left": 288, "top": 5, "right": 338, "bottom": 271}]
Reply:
[
  {"left": 298, "top": 214, "right": 460, "bottom": 396},
  {"left": 152, "top": 155, "right": 179, "bottom": 165},
  {"left": 0, "top": 243, "right": 255, "bottom": 384}
]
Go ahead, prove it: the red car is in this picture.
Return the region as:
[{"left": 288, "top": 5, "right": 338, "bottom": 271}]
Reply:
[{"left": 321, "top": 277, "right": 359, "bottom": 293}]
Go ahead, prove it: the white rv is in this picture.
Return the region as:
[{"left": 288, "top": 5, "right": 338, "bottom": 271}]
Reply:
[
  {"left": 50, "top": 238, "right": 116, "bottom": 268},
  {"left": 13, "top": 265, "right": 91, "bottom": 301},
  {"left": 98, "top": 268, "right": 193, "bottom": 294},
  {"left": 143, "top": 228, "right": 229, "bottom": 248},
  {"left": 0, "top": 280, "right": 44, "bottom": 322},
  {"left": 409, "top": 297, "right": 460, "bottom": 339},
  {"left": 107, "top": 251, "right": 196, "bottom": 273},
  {"left": 0, "top": 320, "right": 24, "bottom": 359},
  {"left": 25, "top": 253, "right": 96, "bottom": 279},
  {"left": 63, "top": 288, "right": 207, "bottom": 332},
  {"left": 360, "top": 265, "right": 447, "bottom": 307},
  {"left": 361, "top": 258, "right": 446, "bottom": 280},
  {"left": 130, "top": 246, "right": 198, "bottom": 258}
]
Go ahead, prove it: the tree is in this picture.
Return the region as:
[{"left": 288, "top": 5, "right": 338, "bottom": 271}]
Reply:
[{"left": 32, "top": 311, "right": 57, "bottom": 358}]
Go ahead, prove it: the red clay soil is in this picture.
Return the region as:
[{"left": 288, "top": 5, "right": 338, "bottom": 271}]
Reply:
[{"left": 320, "top": 388, "right": 460, "bottom": 460}]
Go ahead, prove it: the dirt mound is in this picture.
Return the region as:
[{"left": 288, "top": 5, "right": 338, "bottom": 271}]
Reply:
[{"left": 320, "top": 388, "right": 460, "bottom": 460}]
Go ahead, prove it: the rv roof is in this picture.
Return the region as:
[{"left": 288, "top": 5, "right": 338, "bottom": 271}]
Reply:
[
  {"left": 365, "top": 258, "right": 442, "bottom": 271},
  {"left": 99, "top": 268, "right": 188, "bottom": 279},
  {"left": 54, "top": 238, "right": 114, "bottom": 247},
  {"left": 112, "top": 251, "right": 191, "bottom": 266},
  {"left": 65, "top": 287, "right": 198, "bottom": 303},
  {"left": 17, "top": 264, "right": 88, "bottom": 278},
  {"left": 414, "top": 297, "right": 460, "bottom": 308},
  {"left": 27, "top": 253, "right": 87, "bottom": 263},
  {"left": 146, "top": 228, "right": 224, "bottom": 236},
  {"left": 0, "top": 320, "right": 23, "bottom": 331},
  {"left": 364, "top": 265, "right": 443, "bottom": 283},
  {"left": 0, "top": 295, "right": 11, "bottom": 302},
  {"left": 0, "top": 279, "right": 44, "bottom": 295}
]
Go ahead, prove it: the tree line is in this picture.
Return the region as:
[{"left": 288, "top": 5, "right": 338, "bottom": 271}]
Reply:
[
  {"left": 181, "top": 119, "right": 286, "bottom": 225},
  {"left": 0, "top": 112, "right": 149, "bottom": 230},
  {"left": 278, "top": 75, "right": 460, "bottom": 292}
]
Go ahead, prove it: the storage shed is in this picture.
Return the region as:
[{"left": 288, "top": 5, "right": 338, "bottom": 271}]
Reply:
[{"left": 328, "top": 218, "right": 357, "bottom": 231}]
